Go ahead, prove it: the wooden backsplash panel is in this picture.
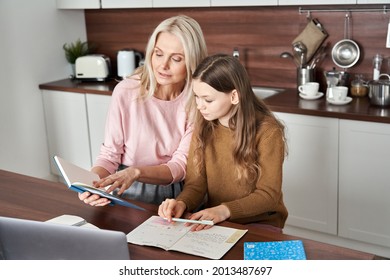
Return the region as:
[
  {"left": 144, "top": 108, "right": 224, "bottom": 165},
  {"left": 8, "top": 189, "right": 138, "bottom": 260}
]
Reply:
[{"left": 85, "top": 5, "right": 389, "bottom": 90}]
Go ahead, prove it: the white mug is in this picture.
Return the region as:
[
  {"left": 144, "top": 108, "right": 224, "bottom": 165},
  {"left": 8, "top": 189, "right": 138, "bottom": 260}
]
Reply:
[
  {"left": 298, "top": 82, "right": 319, "bottom": 96},
  {"left": 332, "top": 86, "right": 348, "bottom": 101}
]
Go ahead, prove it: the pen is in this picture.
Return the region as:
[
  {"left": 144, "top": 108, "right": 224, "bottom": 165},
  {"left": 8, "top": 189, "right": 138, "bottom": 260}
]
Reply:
[{"left": 164, "top": 217, "right": 214, "bottom": 226}]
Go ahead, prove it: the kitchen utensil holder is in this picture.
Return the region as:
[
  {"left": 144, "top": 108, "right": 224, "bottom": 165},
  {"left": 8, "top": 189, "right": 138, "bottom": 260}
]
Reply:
[{"left": 297, "top": 67, "right": 315, "bottom": 89}]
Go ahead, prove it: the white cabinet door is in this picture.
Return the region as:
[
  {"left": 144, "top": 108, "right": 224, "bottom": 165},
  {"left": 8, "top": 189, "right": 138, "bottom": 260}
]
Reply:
[
  {"left": 101, "top": 0, "right": 152, "bottom": 8},
  {"left": 358, "top": 0, "right": 389, "bottom": 3},
  {"left": 278, "top": 0, "right": 356, "bottom": 5},
  {"left": 56, "top": 0, "right": 100, "bottom": 9},
  {"left": 211, "top": 0, "right": 276, "bottom": 6},
  {"left": 275, "top": 112, "right": 339, "bottom": 234},
  {"left": 339, "top": 120, "right": 390, "bottom": 248},
  {"left": 42, "top": 90, "right": 92, "bottom": 175},
  {"left": 153, "top": 0, "right": 210, "bottom": 7},
  {"left": 86, "top": 94, "right": 111, "bottom": 165}
]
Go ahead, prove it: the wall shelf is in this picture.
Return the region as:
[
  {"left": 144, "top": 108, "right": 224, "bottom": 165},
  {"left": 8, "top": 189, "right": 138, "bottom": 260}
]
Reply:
[{"left": 299, "top": 5, "right": 388, "bottom": 16}]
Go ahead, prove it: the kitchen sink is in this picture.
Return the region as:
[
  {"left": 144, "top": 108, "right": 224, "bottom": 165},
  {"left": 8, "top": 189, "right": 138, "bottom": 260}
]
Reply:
[{"left": 252, "top": 86, "right": 284, "bottom": 99}]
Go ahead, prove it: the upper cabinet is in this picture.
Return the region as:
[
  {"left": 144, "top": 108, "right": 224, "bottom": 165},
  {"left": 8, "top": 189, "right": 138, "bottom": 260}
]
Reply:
[
  {"left": 153, "top": 0, "right": 210, "bottom": 7},
  {"left": 211, "top": 0, "right": 276, "bottom": 6},
  {"left": 101, "top": 0, "right": 152, "bottom": 8},
  {"left": 357, "top": 0, "right": 390, "bottom": 3},
  {"left": 279, "top": 0, "right": 356, "bottom": 5},
  {"left": 56, "top": 0, "right": 100, "bottom": 9},
  {"left": 57, "top": 0, "right": 387, "bottom": 9}
]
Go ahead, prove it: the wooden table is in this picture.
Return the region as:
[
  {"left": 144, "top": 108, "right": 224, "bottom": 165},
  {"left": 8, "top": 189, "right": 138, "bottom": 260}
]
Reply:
[{"left": 0, "top": 169, "right": 376, "bottom": 260}]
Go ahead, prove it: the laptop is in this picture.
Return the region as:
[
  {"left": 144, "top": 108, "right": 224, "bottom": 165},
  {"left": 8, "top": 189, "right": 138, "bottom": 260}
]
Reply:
[{"left": 0, "top": 216, "right": 130, "bottom": 260}]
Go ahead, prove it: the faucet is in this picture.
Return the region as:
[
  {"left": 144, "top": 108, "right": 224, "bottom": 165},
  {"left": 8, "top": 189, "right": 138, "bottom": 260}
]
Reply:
[{"left": 233, "top": 48, "right": 239, "bottom": 59}]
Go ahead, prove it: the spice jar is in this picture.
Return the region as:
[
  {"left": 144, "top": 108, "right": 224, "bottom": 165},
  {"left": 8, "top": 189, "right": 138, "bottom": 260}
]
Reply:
[{"left": 350, "top": 74, "right": 368, "bottom": 97}]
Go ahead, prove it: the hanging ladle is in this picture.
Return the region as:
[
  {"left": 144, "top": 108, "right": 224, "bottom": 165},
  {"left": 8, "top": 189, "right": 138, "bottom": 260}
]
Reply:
[
  {"left": 292, "top": 41, "right": 307, "bottom": 67},
  {"left": 280, "top": 51, "right": 300, "bottom": 67}
]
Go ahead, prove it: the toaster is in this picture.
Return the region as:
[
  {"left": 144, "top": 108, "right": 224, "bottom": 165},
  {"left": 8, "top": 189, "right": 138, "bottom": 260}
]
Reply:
[{"left": 75, "top": 54, "right": 111, "bottom": 81}]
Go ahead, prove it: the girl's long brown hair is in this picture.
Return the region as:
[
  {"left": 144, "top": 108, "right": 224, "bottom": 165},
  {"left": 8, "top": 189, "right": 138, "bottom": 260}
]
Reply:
[{"left": 191, "top": 54, "right": 286, "bottom": 183}]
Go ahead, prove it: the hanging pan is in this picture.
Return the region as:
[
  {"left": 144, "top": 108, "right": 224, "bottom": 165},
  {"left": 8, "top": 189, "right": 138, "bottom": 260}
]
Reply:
[{"left": 331, "top": 13, "right": 360, "bottom": 69}]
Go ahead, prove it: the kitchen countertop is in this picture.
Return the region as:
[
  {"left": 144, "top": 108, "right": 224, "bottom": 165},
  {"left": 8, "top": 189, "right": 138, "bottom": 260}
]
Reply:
[
  {"left": 39, "top": 78, "right": 117, "bottom": 95},
  {"left": 39, "top": 78, "right": 390, "bottom": 124},
  {"left": 265, "top": 88, "right": 390, "bottom": 124}
]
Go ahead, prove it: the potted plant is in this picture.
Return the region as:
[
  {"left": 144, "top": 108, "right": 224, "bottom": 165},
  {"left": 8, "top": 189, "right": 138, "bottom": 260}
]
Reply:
[{"left": 63, "top": 39, "right": 95, "bottom": 75}]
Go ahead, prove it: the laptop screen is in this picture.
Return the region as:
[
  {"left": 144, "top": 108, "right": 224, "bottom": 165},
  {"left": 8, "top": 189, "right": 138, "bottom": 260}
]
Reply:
[{"left": 0, "top": 216, "right": 130, "bottom": 260}]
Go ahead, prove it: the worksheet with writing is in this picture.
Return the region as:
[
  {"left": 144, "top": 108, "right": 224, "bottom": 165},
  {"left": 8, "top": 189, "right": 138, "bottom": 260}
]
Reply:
[
  {"left": 126, "top": 216, "right": 247, "bottom": 259},
  {"left": 127, "top": 216, "right": 191, "bottom": 250}
]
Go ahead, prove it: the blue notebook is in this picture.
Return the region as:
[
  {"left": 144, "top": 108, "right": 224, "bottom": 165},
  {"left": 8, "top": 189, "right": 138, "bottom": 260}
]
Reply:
[
  {"left": 53, "top": 156, "right": 145, "bottom": 210},
  {"left": 244, "top": 240, "right": 306, "bottom": 260}
]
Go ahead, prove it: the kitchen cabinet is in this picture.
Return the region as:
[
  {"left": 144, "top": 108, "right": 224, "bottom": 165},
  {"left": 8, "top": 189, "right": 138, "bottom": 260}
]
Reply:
[
  {"left": 153, "top": 0, "right": 210, "bottom": 7},
  {"left": 42, "top": 90, "right": 91, "bottom": 175},
  {"left": 338, "top": 119, "right": 390, "bottom": 248},
  {"left": 56, "top": 0, "right": 100, "bottom": 9},
  {"left": 278, "top": 0, "right": 356, "bottom": 5},
  {"left": 357, "top": 0, "right": 390, "bottom": 3},
  {"left": 57, "top": 0, "right": 388, "bottom": 9},
  {"left": 101, "top": 0, "right": 152, "bottom": 8},
  {"left": 275, "top": 112, "right": 339, "bottom": 235},
  {"left": 278, "top": 0, "right": 387, "bottom": 4},
  {"left": 42, "top": 90, "right": 111, "bottom": 176},
  {"left": 86, "top": 94, "right": 111, "bottom": 164},
  {"left": 276, "top": 112, "right": 390, "bottom": 256},
  {"left": 211, "top": 0, "right": 276, "bottom": 6}
]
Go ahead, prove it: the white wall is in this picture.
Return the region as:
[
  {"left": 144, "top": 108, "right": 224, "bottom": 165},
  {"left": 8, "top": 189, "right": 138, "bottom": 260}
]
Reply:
[{"left": 0, "top": 0, "right": 86, "bottom": 179}]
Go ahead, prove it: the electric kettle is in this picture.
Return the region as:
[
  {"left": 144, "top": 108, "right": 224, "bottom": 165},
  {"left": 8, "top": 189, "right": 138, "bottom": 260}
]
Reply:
[{"left": 117, "top": 49, "right": 143, "bottom": 79}]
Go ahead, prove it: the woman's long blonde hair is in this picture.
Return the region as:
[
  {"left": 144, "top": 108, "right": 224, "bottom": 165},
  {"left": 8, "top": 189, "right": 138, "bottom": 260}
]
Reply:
[
  {"left": 133, "top": 15, "right": 208, "bottom": 99},
  {"left": 191, "top": 54, "right": 286, "bottom": 183}
]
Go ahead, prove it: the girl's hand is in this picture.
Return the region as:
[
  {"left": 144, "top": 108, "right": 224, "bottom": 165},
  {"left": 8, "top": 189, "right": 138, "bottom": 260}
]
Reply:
[
  {"left": 188, "top": 204, "right": 231, "bottom": 231},
  {"left": 158, "top": 199, "right": 187, "bottom": 221}
]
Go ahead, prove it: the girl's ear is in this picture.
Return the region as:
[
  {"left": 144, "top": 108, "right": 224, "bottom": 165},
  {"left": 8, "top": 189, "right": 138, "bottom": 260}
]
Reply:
[{"left": 231, "top": 89, "right": 240, "bottom": 105}]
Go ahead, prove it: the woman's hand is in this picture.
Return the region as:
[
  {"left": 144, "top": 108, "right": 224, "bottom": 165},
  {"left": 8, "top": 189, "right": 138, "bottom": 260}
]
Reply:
[
  {"left": 78, "top": 166, "right": 140, "bottom": 207},
  {"left": 78, "top": 191, "right": 111, "bottom": 207},
  {"left": 188, "top": 204, "right": 231, "bottom": 231},
  {"left": 158, "top": 199, "right": 187, "bottom": 221},
  {"left": 94, "top": 166, "right": 141, "bottom": 195}
]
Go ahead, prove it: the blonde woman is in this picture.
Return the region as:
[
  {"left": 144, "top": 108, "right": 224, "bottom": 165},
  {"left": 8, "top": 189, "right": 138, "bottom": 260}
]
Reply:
[{"left": 80, "top": 15, "right": 208, "bottom": 206}]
